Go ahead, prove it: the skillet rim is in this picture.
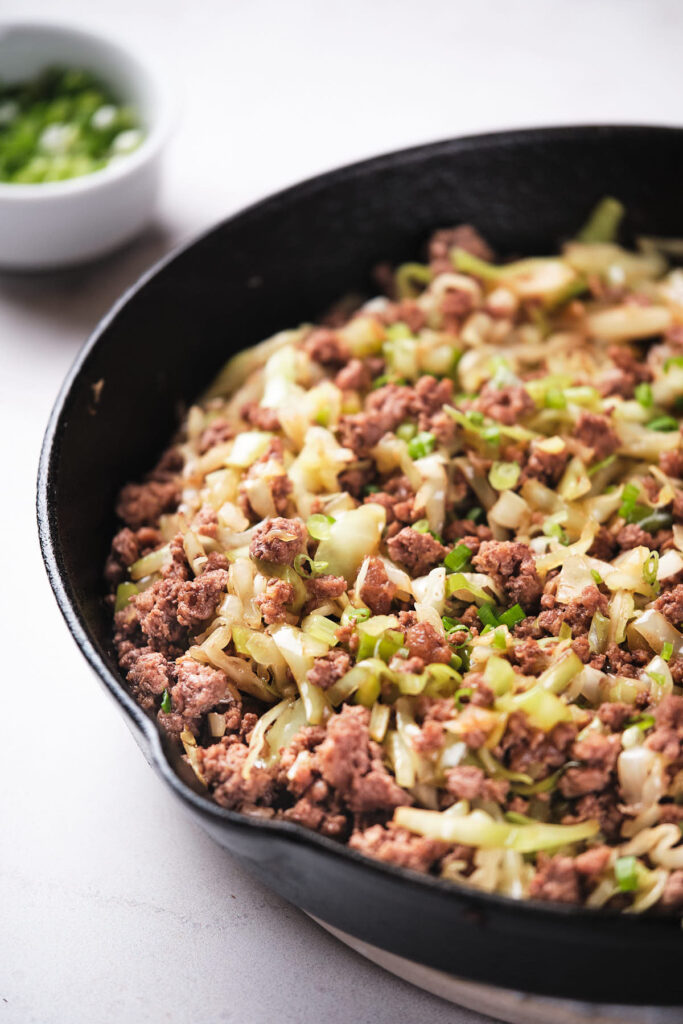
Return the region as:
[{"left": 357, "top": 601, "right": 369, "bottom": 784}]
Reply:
[{"left": 36, "top": 123, "right": 683, "bottom": 950}]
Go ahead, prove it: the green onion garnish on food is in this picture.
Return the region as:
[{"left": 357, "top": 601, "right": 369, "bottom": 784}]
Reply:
[
  {"left": 642, "top": 551, "right": 659, "bottom": 585},
  {"left": 614, "top": 855, "right": 639, "bottom": 893},
  {"left": 576, "top": 196, "right": 625, "bottom": 244},
  {"left": 306, "top": 513, "right": 335, "bottom": 540},
  {"left": 488, "top": 460, "right": 520, "bottom": 491},
  {"left": 646, "top": 415, "right": 679, "bottom": 432},
  {"left": 477, "top": 605, "right": 498, "bottom": 628},
  {"left": 160, "top": 689, "right": 172, "bottom": 714},
  {"left": 634, "top": 382, "right": 654, "bottom": 408},
  {"left": 444, "top": 544, "right": 473, "bottom": 573},
  {"left": 407, "top": 431, "right": 436, "bottom": 459},
  {"left": 497, "top": 604, "right": 525, "bottom": 628},
  {"left": 662, "top": 641, "right": 674, "bottom": 662}
]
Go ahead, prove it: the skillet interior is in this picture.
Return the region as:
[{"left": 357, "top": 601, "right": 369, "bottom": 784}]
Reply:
[{"left": 38, "top": 125, "right": 683, "bottom": 1004}]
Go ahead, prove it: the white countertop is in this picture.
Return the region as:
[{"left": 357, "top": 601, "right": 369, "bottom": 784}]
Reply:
[{"left": 2, "top": 2, "right": 682, "bottom": 1021}]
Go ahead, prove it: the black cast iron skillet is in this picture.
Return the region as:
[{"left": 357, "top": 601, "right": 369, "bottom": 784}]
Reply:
[{"left": 38, "top": 126, "right": 683, "bottom": 1005}]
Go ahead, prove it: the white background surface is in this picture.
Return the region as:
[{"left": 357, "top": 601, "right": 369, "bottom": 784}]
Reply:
[{"left": 1, "top": 2, "right": 682, "bottom": 1022}]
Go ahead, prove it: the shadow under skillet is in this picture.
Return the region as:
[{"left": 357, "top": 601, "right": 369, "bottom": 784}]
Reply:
[{"left": 0, "top": 222, "right": 178, "bottom": 339}]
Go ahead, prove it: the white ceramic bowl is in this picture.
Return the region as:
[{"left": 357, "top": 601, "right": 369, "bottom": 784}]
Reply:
[{"left": 0, "top": 21, "right": 170, "bottom": 270}]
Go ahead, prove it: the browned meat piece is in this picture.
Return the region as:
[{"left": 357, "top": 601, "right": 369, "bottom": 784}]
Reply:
[
  {"left": 337, "top": 411, "right": 388, "bottom": 456},
  {"left": 176, "top": 566, "right": 229, "bottom": 629},
  {"left": 654, "top": 584, "right": 683, "bottom": 626},
  {"left": 472, "top": 540, "right": 542, "bottom": 611},
  {"left": 574, "top": 845, "right": 612, "bottom": 879},
  {"left": 530, "top": 855, "right": 580, "bottom": 904},
  {"left": 198, "top": 418, "right": 235, "bottom": 454},
  {"left": 359, "top": 557, "right": 396, "bottom": 615},
  {"left": 304, "top": 574, "right": 347, "bottom": 613},
  {"left": 509, "top": 637, "right": 547, "bottom": 676},
  {"left": 386, "top": 527, "right": 447, "bottom": 576},
  {"left": 410, "top": 375, "right": 454, "bottom": 423},
  {"left": 132, "top": 577, "right": 186, "bottom": 655},
  {"left": 660, "top": 871, "right": 683, "bottom": 910},
  {"left": 574, "top": 411, "right": 620, "bottom": 462},
  {"left": 404, "top": 622, "right": 451, "bottom": 664},
  {"left": 316, "top": 705, "right": 410, "bottom": 813},
  {"left": 660, "top": 450, "right": 683, "bottom": 479},
  {"left": 588, "top": 526, "right": 618, "bottom": 562},
  {"left": 559, "top": 733, "right": 621, "bottom": 798},
  {"left": 335, "top": 359, "right": 372, "bottom": 392},
  {"left": 598, "top": 702, "right": 633, "bottom": 732},
  {"left": 364, "top": 383, "right": 414, "bottom": 431},
  {"left": 241, "top": 402, "right": 281, "bottom": 431},
  {"left": 105, "top": 525, "right": 162, "bottom": 586},
  {"left": 444, "top": 765, "right": 508, "bottom": 803},
  {"left": 307, "top": 649, "right": 351, "bottom": 690},
  {"left": 198, "top": 738, "right": 275, "bottom": 808},
  {"left": 522, "top": 441, "right": 569, "bottom": 487},
  {"left": 646, "top": 695, "right": 683, "bottom": 764},
  {"left": 249, "top": 516, "right": 307, "bottom": 565},
  {"left": 537, "top": 585, "right": 609, "bottom": 637},
  {"left": 428, "top": 224, "right": 494, "bottom": 275},
  {"left": 473, "top": 384, "right": 535, "bottom": 426},
  {"left": 497, "top": 714, "right": 577, "bottom": 779},
  {"left": 562, "top": 793, "right": 624, "bottom": 842},
  {"left": 256, "top": 579, "right": 295, "bottom": 624},
  {"left": 615, "top": 523, "right": 655, "bottom": 551},
  {"left": 349, "top": 824, "right": 449, "bottom": 873},
  {"left": 161, "top": 659, "right": 233, "bottom": 736},
  {"left": 116, "top": 478, "right": 180, "bottom": 530},
  {"left": 127, "top": 649, "right": 176, "bottom": 710},
  {"left": 303, "top": 327, "right": 350, "bottom": 367}
]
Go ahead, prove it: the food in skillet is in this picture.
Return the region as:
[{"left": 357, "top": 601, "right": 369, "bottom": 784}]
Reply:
[{"left": 108, "top": 199, "right": 683, "bottom": 912}]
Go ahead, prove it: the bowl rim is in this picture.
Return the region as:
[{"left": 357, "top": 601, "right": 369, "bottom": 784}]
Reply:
[
  {"left": 0, "top": 18, "right": 171, "bottom": 198},
  {"left": 37, "top": 122, "right": 683, "bottom": 940}
]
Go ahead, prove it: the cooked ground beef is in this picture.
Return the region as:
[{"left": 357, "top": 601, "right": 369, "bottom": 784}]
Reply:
[{"left": 107, "top": 217, "right": 683, "bottom": 915}]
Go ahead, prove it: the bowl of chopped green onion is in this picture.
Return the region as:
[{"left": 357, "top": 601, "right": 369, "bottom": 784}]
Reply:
[{"left": 0, "top": 21, "right": 170, "bottom": 269}]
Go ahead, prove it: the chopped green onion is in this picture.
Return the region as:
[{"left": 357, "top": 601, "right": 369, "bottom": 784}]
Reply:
[
  {"left": 648, "top": 670, "right": 667, "bottom": 687},
  {"left": 488, "top": 460, "right": 521, "bottom": 491},
  {"left": 444, "top": 544, "right": 473, "bottom": 573},
  {"left": 453, "top": 686, "right": 473, "bottom": 710},
  {"left": 498, "top": 604, "right": 525, "bottom": 628},
  {"left": 492, "top": 627, "right": 507, "bottom": 651},
  {"left": 341, "top": 605, "right": 371, "bottom": 627},
  {"left": 543, "top": 517, "right": 569, "bottom": 545},
  {"left": 590, "top": 569, "right": 604, "bottom": 585},
  {"left": 294, "top": 553, "right": 329, "bottom": 577},
  {"left": 160, "top": 689, "right": 172, "bottom": 714},
  {"left": 643, "top": 551, "right": 659, "bottom": 585},
  {"left": 480, "top": 424, "right": 501, "bottom": 445},
  {"left": 619, "top": 482, "right": 641, "bottom": 520},
  {"left": 477, "top": 605, "right": 499, "bottom": 628},
  {"left": 412, "top": 518, "right": 430, "bottom": 533},
  {"left": 385, "top": 322, "right": 412, "bottom": 341},
  {"left": 484, "top": 655, "right": 516, "bottom": 694},
  {"left": 647, "top": 415, "right": 679, "bottom": 432},
  {"left": 588, "top": 610, "right": 610, "bottom": 654},
  {"left": 588, "top": 454, "right": 616, "bottom": 477},
  {"left": 396, "top": 421, "right": 417, "bottom": 442},
  {"left": 614, "top": 855, "right": 639, "bottom": 893},
  {"left": 395, "top": 262, "right": 433, "bottom": 299},
  {"left": 576, "top": 196, "right": 624, "bottom": 244},
  {"left": 662, "top": 641, "right": 674, "bottom": 662},
  {"left": 664, "top": 356, "right": 683, "bottom": 372},
  {"left": 627, "top": 713, "right": 655, "bottom": 732},
  {"left": 634, "top": 382, "right": 654, "bottom": 408},
  {"left": 407, "top": 431, "right": 436, "bottom": 459},
  {"left": 467, "top": 507, "right": 484, "bottom": 523},
  {"left": 466, "top": 409, "right": 485, "bottom": 426},
  {"left": 303, "top": 615, "right": 340, "bottom": 647},
  {"left": 114, "top": 581, "right": 139, "bottom": 612},
  {"left": 306, "top": 513, "right": 335, "bottom": 541},
  {"left": 545, "top": 388, "right": 567, "bottom": 410},
  {"left": 364, "top": 484, "right": 380, "bottom": 495}
]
